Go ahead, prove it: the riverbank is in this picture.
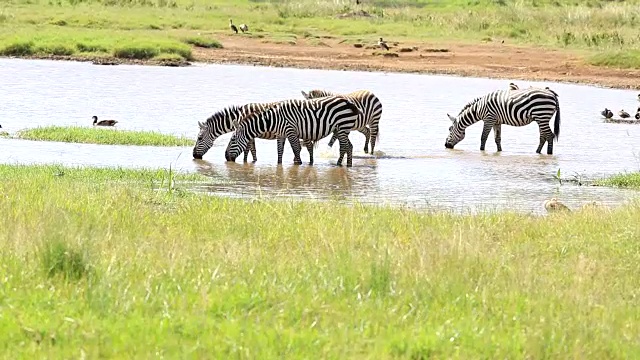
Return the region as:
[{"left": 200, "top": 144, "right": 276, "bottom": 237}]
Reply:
[
  {"left": 8, "top": 36, "right": 640, "bottom": 90},
  {"left": 1, "top": 163, "right": 639, "bottom": 357},
  {"left": 2, "top": 0, "right": 640, "bottom": 89}
]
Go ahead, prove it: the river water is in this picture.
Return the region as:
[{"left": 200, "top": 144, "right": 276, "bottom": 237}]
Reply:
[{"left": 1, "top": 58, "right": 639, "bottom": 214}]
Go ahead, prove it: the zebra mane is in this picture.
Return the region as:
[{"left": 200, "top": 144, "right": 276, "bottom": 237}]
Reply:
[
  {"left": 456, "top": 95, "right": 484, "bottom": 116},
  {"left": 203, "top": 104, "right": 244, "bottom": 127},
  {"left": 304, "top": 89, "right": 335, "bottom": 99}
]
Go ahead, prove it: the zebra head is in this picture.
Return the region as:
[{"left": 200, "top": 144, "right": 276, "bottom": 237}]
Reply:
[
  {"left": 445, "top": 113, "right": 465, "bottom": 149},
  {"left": 224, "top": 120, "right": 250, "bottom": 162},
  {"left": 193, "top": 120, "right": 217, "bottom": 159},
  {"left": 301, "top": 89, "right": 333, "bottom": 100}
]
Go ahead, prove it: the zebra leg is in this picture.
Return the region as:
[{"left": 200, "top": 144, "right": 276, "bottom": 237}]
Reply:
[
  {"left": 480, "top": 122, "right": 493, "bottom": 151},
  {"left": 369, "top": 125, "right": 379, "bottom": 154},
  {"left": 286, "top": 132, "right": 303, "bottom": 165},
  {"left": 360, "top": 127, "right": 371, "bottom": 154},
  {"left": 304, "top": 140, "right": 315, "bottom": 165},
  {"left": 250, "top": 139, "right": 257, "bottom": 162},
  {"left": 336, "top": 131, "right": 354, "bottom": 167},
  {"left": 493, "top": 124, "right": 502, "bottom": 152},
  {"left": 327, "top": 132, "right": 338, "bottom": 148},
  {"left": 535, "top": 120, "right": 555, "bottom": 154},
  {"left": 277, "top": 137, "right": 286, "bottom": 164},
  {"left": 243, "top": 148, "right": 249, "bottom": 163}
]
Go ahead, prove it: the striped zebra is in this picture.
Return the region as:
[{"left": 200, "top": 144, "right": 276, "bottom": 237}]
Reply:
[
  {"left": 192, "top": 102, "right": 315, "bottom": 163},
  {"left": 300, "top": 89, "right": 382, "bottom": 154},
  {"left": 225, "top": 96, "right": 362, "bottom": 166},
  {"left": 445, "top": 87, "right": 560, "bottom": 154}
]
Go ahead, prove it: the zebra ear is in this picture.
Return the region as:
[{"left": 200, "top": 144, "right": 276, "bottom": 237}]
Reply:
[
  {"left": 447, "top": 113, "right": 456, "bottom": 122},
  {"left": 198, "top": 121, "right": 205, "bottom": 129},
  {"left": 301, "top": 90, "right": 309, "bottom": 99}
]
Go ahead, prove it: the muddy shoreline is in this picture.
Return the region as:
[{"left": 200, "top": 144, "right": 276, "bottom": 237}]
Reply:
[{"left": 4, "top": 36, "right": 639, "bottom": 90}]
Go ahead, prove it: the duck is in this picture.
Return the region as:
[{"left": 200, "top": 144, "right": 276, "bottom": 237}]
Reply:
[
  {"left": 509, "top": 82, "right": 519, "bottom": 90},
  {"left": 378, "top": 37, "right": 389, "bottom": 51},
  {"left": 543, "top": 198, "right": 571, "bottom": 213},
  {"left": 239, "top": 23, "right": 249, "bottom": 33},
  {"left": 229, "top": 19, "right": 238, "bottom": 34},
  {"left": 601, "top": 108, "right": 613, "bottom": 119},
  {"left": 92, "top": 116, "right": 118, "bottom": 127},
  {"left": 619, "top": 109, "right": 630, "bottom": 119}
]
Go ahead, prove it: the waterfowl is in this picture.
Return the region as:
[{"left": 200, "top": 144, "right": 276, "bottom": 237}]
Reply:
[
  {"left": 601, "top": 108, "right": 613, "bottom": 119},
  {"left": 92, "top": 116, "right": 118, "bottom": 127},
  {"left": 619, "top": 109, "right": 630, "bottom": 119},
  {"left": 544, "top": 198, "right": 571, "bottom": 213},
  {"left": 509, "top": 83, "right": 519, "bottom": 90},
  {"left": 239, "top": 23, "right": 249, "bottom": 33},
  {"left": 378, "top": 37, "right": 389, "bottom": 51},
  {"left": 229, "top": 19, "right": 238, "bottom": 34}
]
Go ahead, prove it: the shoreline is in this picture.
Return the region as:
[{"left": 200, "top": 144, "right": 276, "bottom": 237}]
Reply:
[{"left": 4, "top": 36, "right": 640, "bottom": 90}]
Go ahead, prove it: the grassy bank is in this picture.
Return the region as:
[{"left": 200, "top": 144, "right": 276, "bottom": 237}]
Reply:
[
  {"left": 1, "top": 163, "right": 640, "bottom": 357},
  {"left": 596, "top": 171, "right": 640, "bottom": 188},
  {"left": 17, "top": 125, "right": 194, "bottom": 146},
  {"left": 1, "top": 0, "right": 640, "bottom": 68}
]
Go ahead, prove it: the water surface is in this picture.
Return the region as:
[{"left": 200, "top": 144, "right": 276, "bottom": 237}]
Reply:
[{"left": 1, "top": 58, "right": 639, "bottom": 214}]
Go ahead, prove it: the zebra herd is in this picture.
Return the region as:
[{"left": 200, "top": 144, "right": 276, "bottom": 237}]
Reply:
[{"left": 192, "top": 85, "right": 561, "bottom": 166}]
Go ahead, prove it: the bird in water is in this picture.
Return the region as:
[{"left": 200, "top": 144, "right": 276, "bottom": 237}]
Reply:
[
  {"left": 92, "top": 116, "right": 118, "bottom": 127},
  {"left": 239, "top": 23, "right": 249, "bottom": 33},
  {"left": 619, "top": 109, "right": 630, "bottom": 119},
  {"left": 601, "top": 108, "right": 613, "bottom": 119},
  {"left": 544, "top": 198, "right": 571, "bottom": 213},
  {"left": 378, "top": 37, "right": 389, "bottom": 51},
  {"left": 229, "top": 19, "right": 238, "bottom": 34},
  {"left": 509, "top": 83, "right": 519, "bottom": 90}
]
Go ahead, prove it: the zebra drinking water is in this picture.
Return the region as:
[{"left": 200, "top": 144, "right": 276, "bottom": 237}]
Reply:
[
  {"left": 192, "top": 102, "right": 315, "bottom": 163},
  {"left": 300, "top": 89, "right": 383, "bottom": 154},
  {"left": 444, "top": 87, "right": 561, "bottom": 155},
  {"left": 225, "top": 96, "right": 362, "bottom": 167}
]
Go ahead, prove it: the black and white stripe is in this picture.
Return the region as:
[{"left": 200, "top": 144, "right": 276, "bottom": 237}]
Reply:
[
  {"left": 445, "top": 87, "right": 561, "bottom": 154},
  {"left": 301, "top": 89, "right": 383, "bottom": 154},
  {"left": 192, "top": 101, "right": 314, "bottom": 163},
  {"left": 225, "top": 96, "right": 362, "bottom": 166}
]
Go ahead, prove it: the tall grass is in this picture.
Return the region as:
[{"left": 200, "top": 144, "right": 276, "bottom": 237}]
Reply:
[
  {"left": 2, "top": 0, "right": 640, "bottom": 66},
  {"left": 17, "top": 125, "right": 194, "bottom": 146},
  {"left": 596, "top": 172, "right": 640, "bottom": 188},
  {"left": 1, "top": 163, "right": 640, "bottom": 357}
]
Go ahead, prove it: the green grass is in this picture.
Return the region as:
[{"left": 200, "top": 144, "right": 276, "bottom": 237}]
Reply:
[
  {"left": 596, "top": 172, "right": 640, "bottom": 188},
  {"left": 17, "top": 125, "right": 194, "bottom": 146},
  {"left": 1, "top": 163, "right": 640, "bottom": 357},
  {"left": 182, "top": 36, "right": 223, "bottom": 49},
  {"left": 1, "top": 0, "right": 640, "bottom": 67},
  {"left": 588, "top": 50, "right": 640, "bottom": 69}
]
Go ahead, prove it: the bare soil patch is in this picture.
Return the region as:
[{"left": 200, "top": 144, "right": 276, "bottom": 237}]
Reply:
[{"left": 193, "top": 35, "right": 640, "bottom": 90}]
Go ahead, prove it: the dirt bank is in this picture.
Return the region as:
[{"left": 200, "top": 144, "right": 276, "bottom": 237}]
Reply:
[
  {"left": 194, "top": 35, "right": 639, "bottom": 90},
  {"left": 9, "top": 35, "right": 639, "bottom": 90}
]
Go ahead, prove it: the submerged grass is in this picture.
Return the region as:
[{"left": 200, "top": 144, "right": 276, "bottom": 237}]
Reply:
[
  {"left": 2, "top": 0, "right": 640, "bottom": 67},
  {"left": 1, "top": 163, "right": 640, "bottom": 357},
  {"left": 17, "top": 125, "right": 194, "bottom": 146}
]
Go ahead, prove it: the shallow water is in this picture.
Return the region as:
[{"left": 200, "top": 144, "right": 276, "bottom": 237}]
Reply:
[{"left": 1, "top": 58, "right": 639, "bottom": 214}]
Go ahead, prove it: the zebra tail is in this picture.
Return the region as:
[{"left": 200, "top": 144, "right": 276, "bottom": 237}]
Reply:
[
  {"left": 343, "top": 98, "right": 362, "bottom": 118},
  {"left": 554, "top": 101, "right": 560, "bottom": 142}
]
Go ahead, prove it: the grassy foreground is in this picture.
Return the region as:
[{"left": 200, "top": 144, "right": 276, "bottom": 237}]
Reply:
[
  {"left": 17, "top": 125, "right": 194, "bottom": 146},
  {"left": 1, "top": 164, "right": 640, "bottom": 358},
  {"left": 1, "top": 0, "right": 640, "bottom": 67}
]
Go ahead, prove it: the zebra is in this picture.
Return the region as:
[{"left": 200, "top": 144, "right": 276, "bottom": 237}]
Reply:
[
  {"left": 444, "top": 87, "right": 561, "bottom": 155},
  {"left": 192, "top": 102, "right": 316, "bottom": 163},
  {"left": 300, "top": 89, "right": 382, "bottom": 154},
  {"left": 225, "top": 96, "right": 362, "bottom": 167}
]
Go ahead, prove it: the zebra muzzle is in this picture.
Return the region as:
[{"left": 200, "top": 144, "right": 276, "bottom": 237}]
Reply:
[{"left": 445, "top": 142, "right": 454, "bottom": 149}]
